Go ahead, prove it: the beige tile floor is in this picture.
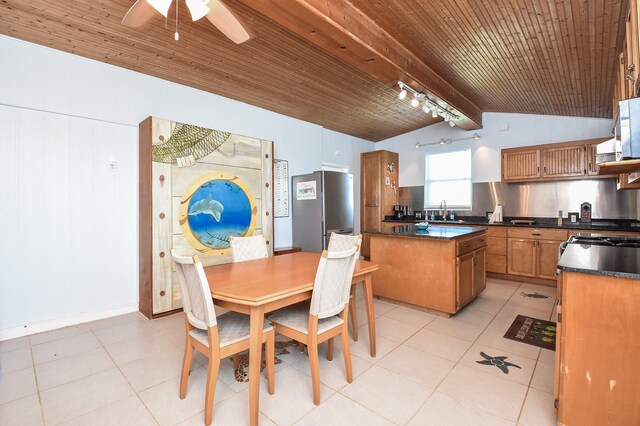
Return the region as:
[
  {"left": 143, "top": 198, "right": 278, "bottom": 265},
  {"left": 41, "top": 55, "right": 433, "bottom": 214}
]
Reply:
[{"left": 0, "top": 278, "right": 558, "bottom": 425}]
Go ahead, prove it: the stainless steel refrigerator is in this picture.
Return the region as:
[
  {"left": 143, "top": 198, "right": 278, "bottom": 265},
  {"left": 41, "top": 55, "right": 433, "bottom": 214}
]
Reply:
[{"left": 292, "top": 171, "right": 354, "bottom": 252}]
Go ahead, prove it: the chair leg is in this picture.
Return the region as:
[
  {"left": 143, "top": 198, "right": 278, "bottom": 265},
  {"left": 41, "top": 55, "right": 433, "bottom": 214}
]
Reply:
[
  {"left": 265, "top": 331, "right": 275, "bottom": 395},
  {"left": 233, "top": 353, "right": 240, "bottom": 369},
  {"left": 204, "top": 355, "right": 221, "bottom": 426},
  {"left": 326, "top": 337, "right": 334, "bottom": 361},
  {"left": 340, "top": 325, "right": 353, "bottom": 383},
  {"left": 180, "top": 339, "right": 194, "bottom": 399},
  {"left": 308, "top": 337, "right": 321, "bottom": 405},
  {"left": 349, "top": 289, "right": 359, "bottom": 342},
  {"left": 298, "top": 342, "right": 306, "bottom": 352}
]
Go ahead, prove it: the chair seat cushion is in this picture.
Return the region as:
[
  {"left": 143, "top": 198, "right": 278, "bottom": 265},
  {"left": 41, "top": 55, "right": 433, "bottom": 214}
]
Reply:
[
  {"left": 268, "top": 304, "right": 343, "bottom": 335},
  {"left": 189, "top": 311, "right": 273, "bottom": 348}
]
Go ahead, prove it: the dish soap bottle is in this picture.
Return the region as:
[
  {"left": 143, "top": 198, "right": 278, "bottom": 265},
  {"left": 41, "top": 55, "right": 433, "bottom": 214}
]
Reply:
[{"left": 449, "top": 211, "right": 456, "bottom": 221}]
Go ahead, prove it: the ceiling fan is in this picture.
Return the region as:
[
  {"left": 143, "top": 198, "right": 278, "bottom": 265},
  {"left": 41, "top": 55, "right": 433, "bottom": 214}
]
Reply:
[{"left": 121, "top": 0, "right": 250, "bottom": 44}]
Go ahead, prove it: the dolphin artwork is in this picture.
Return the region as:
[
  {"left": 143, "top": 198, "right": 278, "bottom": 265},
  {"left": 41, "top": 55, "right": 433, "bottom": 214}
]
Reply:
[{"left": 188, "top": 194, "right": 224, "bottom": 222}]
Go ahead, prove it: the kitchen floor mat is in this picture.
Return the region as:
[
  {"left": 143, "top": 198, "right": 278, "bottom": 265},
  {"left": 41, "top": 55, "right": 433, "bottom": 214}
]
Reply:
[{"left": 504, "top": 315, "right": 556, "bottom": 351}]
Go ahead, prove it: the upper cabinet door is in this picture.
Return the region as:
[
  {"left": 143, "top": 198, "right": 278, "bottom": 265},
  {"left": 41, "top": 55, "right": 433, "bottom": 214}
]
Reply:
[
  {"left": 541, "top": 146, "right": 586, "bottom": 178},
  {"left": 502, "top": 150, "right": 541, "bottom": 181}
]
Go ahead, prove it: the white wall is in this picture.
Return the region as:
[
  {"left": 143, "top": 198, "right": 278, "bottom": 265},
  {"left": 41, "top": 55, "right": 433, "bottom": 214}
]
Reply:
[
  {"left": 377, "top": 112, "right": 614, "bottom": 185},
  {"left": 0, "top": 35, "right": 374, "bottom": 338}
]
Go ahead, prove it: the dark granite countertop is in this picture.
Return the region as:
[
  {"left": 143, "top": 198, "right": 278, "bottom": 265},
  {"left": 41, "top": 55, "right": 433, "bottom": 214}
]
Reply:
[
  {"left": 558, "top": 244, "right": 640, "bottom": 279},
  {"left": 383, "top": 216, "right": 640, "bottom": 233},
  {"left": 363, "top": 224, "right": 486, "bottom": 240}
]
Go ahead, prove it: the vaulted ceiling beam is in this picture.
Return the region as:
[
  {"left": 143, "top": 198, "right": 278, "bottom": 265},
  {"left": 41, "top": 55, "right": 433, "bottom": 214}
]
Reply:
[{"left": 236, "top": 0, "right": 483, "bottom": 130}]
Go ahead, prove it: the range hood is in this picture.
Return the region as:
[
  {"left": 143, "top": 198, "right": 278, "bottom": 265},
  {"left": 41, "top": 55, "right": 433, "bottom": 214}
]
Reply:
[{"left": 595, "top": 138, "right": 620, "bottom": 164}]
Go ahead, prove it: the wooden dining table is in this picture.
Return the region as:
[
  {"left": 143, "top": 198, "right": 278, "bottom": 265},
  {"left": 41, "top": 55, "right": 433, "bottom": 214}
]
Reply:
[{"left": 204, "top": 252, "right": 379, "bottom": 426}]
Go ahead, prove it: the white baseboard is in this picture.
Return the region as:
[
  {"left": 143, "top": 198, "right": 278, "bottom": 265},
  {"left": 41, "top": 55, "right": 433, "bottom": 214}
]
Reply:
[{"left": 0, "top": 303, "right": 140, "bottom": 341}]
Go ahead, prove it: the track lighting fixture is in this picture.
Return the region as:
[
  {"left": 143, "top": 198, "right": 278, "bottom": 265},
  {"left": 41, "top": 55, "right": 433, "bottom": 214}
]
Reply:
[
  {"left": 398, "top": 81, "right": 461, "bottom": 127},
  {"left": 414, "top": 133, "right": 482, "bottom": 149}
]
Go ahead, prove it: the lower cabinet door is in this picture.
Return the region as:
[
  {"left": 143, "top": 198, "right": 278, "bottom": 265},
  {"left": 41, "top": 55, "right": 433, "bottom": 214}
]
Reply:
[
  {"left": 456, "top": 252, "right": 474, "bottom": 309},
  {"left": 473, "top": 248, "right": 487, "bottom": 296},
  {"left": 507, "top": 238, "right": 537, "bottom": 277},
  {"left": 537, "top": 240, "right": 562, "bottom": 279}
]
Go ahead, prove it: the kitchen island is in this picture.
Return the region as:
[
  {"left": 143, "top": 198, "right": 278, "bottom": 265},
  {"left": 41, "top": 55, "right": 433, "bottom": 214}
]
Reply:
[
  {"left": 554, "top": 242, "right": 640, "bottom": 425},
  {"left": 364, "top": 224, "right": 487, "bottom": 315}
]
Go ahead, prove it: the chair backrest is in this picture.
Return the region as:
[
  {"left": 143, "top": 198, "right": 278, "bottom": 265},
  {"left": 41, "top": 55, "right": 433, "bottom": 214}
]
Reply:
[
  {"left": 171, "top": 249, "right": 217, "bottom": 330},
  {"left": 328, "top": 233, "right": 362, "bottom": 258},
  {"left": 230, "top": 235, "right": 269, "bottom": 262},
  {"left": 309, "top": 246, "right": 358, "bottom": 319}
]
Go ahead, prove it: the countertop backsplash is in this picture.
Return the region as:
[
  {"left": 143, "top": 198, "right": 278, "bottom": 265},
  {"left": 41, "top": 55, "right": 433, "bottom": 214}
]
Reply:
[{"left": 401, "top": 180, "right": 640, "bottom": 220}]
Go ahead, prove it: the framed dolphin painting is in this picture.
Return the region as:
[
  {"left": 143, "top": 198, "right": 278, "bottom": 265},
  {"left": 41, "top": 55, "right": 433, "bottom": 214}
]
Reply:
[{"left": 138, "top": 116, "right": 274, "bottom": 317}]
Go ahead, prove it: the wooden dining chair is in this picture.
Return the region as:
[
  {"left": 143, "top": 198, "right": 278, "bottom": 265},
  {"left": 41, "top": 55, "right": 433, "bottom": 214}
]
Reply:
[
  {"left": 268, "top": 245, "right": 359, "bottom": 405},
  {"left": 328, "top": 233, "right": 363, "bottom": 341},
  {"left": 171, "top": 249, "right": 275, "bottom": 426},
  {"left": 229, "top": 235, "right": 268, "bottom": 263}
]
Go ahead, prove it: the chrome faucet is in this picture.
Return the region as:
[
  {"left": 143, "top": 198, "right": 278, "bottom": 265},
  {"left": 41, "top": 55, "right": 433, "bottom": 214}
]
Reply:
[{"left": 439, "top": 200, "right": 447, "bottom": 220}]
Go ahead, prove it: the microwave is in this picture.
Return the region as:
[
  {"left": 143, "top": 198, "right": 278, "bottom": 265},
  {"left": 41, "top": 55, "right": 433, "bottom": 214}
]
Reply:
[{"left": 616, "top": 98, "right": 640, "bottom": 160}]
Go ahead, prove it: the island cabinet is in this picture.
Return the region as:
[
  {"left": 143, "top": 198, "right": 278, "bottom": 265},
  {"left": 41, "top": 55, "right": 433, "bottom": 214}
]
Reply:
[
  {"left": 554, "top": 269, "right": 640, "bottom": 424},
  {"left": 368, "top": 228, "right": 487, "bottom": 314},
  {"left": 507, "top": 228, "right": 568, "bottom": 280}
]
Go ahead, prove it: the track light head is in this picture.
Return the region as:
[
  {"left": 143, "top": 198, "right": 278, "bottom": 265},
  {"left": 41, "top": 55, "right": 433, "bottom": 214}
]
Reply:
[
  {"left": 399, "top": 89, "right": 407, "bottom": 100},
  {"left": 411, "top": 96, "right": 419, "bottom": 108},
  {"left": 431, "top": 109, "right": 438, "bottom": 118},
  {"left": 449, "top": 119, "right": 456, "bottom": 127}
]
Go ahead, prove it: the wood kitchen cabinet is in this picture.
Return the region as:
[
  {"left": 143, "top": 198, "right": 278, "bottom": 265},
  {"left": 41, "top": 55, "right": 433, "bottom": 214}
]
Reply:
[
  {"left": 541, "top": 145, "right": 586, "bottom": 178},
  {"left": 486, "top": 227, "right": 507, "bottom": 274},
  {"left": 360, "top": 150, "right": 399, "bottom": 258},
  {"left": 501, "top": 138, "right": 610, "bottom": 183},
  {"left": 507, "top": 228, "right": 568, "bottom": 281},
  {"left": 554, "top": 271, "right": 640, "bottom": 424},
  {"left": 502, "top": 149, "right": 541, "bottom": 181},
  {"left": 369, "top": 231, "right": 487, "bottom": 314},
  {"left": 472, "top": 247, "right": 487, "bottom": 296},
  {"left": 456, "top": 252, "right": 474, "bottom": 308}
]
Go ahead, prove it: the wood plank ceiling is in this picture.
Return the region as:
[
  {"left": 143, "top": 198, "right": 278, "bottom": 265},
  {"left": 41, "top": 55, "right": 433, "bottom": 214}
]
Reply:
[{"left": 0, "top": 0, "right": 629, "bottom": 141}]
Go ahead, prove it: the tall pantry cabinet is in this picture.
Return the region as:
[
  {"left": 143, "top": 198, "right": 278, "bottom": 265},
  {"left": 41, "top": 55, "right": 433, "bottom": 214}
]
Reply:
[{"left": 360, "top": 150, "right": 399, "bottom": 258}]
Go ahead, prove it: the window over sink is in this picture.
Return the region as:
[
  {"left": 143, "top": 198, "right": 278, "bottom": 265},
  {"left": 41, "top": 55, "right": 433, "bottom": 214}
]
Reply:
[{"left": 424, "top": 149, "right": 472, "bottom": 210}]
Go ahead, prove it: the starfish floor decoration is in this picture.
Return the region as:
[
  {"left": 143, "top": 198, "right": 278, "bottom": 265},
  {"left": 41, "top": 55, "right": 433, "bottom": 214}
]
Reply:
[{"left": 476, "top": 351, "right": 521, "bottom": 374}]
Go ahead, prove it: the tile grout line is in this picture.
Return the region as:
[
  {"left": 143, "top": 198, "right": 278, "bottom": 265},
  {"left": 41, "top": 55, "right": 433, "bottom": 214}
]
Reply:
[{"left": 27, "top": 335, "right": 47, "bottom": 426}]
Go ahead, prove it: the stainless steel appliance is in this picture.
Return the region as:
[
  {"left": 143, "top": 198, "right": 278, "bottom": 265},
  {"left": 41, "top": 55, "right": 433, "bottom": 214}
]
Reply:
[
  {"left": 617, "top": 97, "right": 640, "bottom": 159},
  {"left": 292, "top": 171, "right": 354, "bottom": 252},
  {"left": 567, "top": 234, "right": 640, "bottom": 248}
]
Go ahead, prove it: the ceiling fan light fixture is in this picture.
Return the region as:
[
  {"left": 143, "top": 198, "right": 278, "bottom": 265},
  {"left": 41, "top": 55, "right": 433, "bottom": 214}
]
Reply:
[
  {"left": 146, "top": 0, "right": 172, "bottom": 17},
  {"left": 186, "top": 0, "right": 210, "bottom": 21}
]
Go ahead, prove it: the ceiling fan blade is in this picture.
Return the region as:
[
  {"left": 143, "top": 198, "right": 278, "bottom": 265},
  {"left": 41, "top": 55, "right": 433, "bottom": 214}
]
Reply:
[
  {"left": 204, "top": 0, "right": 250, "bottom": 44},
  {"left": 122, "top": 0, "right": 157, "bottom": 28}
]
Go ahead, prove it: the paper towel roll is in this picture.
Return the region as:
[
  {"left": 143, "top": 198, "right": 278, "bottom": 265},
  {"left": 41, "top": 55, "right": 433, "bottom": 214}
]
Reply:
[{"left": 490, "top": 204, "right": 503, "bottom": 223}]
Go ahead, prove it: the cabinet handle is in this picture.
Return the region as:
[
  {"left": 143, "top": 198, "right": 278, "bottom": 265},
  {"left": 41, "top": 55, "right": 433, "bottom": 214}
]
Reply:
[
  {"left": 463, "top": 244, "right": 472, "bottom": 248},
  {"left": 543, "top": 166, "right": 547, "bottom": 174},
  {"left": 532, "top": 232, "right": 542, "bottom": 236}
]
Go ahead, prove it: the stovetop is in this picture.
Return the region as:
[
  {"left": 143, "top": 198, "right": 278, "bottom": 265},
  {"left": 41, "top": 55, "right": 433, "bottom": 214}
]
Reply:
[{"left": 569, "top": 234, "right": 640, "bottom": 248}]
